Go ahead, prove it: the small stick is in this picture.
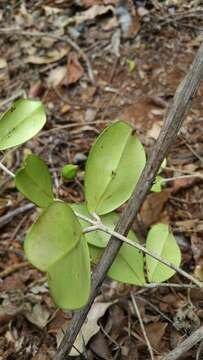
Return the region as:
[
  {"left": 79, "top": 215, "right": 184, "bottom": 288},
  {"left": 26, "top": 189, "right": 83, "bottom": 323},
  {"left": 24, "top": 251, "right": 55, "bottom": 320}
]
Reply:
[
  {"left": 163, "top": 174, "right": 203, "bottom": 182},
  {"left": 134, "top": 295, "right": 174, "bottom": 326},
  {"left": 0, "top": 162, "right": 15, "bottom": 178},
  {"left": 161, "top": 326, "right": 203, "bottom": 360},
  {"left": 78, "top": 212, "right": 201, "bottom": 288},
  {"left": 0, "top": 261, "right": 29, "bottom": 279},
  {"left": 0, "top": 203, "right": 35, "bottom": 229},
  {"left": 131, "top": 293, "right": 154, "bottom": 360}
]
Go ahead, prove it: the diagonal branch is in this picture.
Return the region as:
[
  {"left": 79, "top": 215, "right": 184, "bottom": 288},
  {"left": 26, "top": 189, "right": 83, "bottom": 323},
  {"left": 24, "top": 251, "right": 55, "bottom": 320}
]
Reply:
[
  {"left": 161, "top": 325, "right": 203, "bottom": 360},
  {"left": 54, "top": 42, "right": 203, "bottom": 360}
]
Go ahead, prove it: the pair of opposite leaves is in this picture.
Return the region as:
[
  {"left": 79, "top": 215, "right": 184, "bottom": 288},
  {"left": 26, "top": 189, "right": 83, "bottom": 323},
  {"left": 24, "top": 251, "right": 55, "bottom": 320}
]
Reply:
[{"left": 14, "top": 120, "right": 181, "bottom": 309}]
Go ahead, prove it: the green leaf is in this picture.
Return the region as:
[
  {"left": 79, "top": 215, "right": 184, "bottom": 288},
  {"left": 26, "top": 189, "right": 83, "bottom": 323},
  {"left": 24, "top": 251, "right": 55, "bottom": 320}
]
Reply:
[
  {"left": 61, "top": 164, "right": 78, "bottom": 180},
  {"left": 127, "top": 59, "right": 136, "bottom": 73},
  {"left": 85, "top": 121, "right": 146, "bottom": 215},
  {"left": 159, "top": 159, "right": 167, "bottom": 173},
  {"left": 146, "top": 223, "right": 181, "bottom": 283},
  {"left": 151, "top": 175, "right": 163, "bottom": 193},
  {"left": 89, "top": 237, "right": 145, "bottom": 285},
  {"left": 151, "top": 159, "right": 167, "bottom": 192},
  {"left": 0, "top": 99, "right": 46, "bottom": 150},
  {"left": 70, "top": 203, "right": 119, "bottom": 248},
  {"left": 15, "top": 154, "right": 54, "bottom": 208},
  {"left": 24, "top": 201, "right": 82, "bottom": 271},
  {"left": 48, "top": 237, "right": 90, "bottom": 309},
  {"left": 25, "top": 201, "right": 91, "bottom": 310}
]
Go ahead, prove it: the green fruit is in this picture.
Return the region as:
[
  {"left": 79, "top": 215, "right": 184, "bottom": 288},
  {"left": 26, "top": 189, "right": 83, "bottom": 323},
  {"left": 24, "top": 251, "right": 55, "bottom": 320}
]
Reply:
[{"left": 61, "top": 164, "right": 78, "bottom": 180}]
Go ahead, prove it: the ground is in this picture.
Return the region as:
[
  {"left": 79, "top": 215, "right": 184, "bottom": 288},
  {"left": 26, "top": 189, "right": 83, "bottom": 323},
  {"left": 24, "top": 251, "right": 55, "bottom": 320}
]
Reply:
[{"left": 0, "top": 0, "right": 203, "bottom": 359}]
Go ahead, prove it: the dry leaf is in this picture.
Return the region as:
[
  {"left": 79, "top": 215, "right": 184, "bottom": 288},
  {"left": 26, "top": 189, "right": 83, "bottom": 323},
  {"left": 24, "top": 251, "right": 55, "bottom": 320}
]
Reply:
[
  {"left": 145, "top": 322, "right": 168, "bottom": 351},
  {"left": 24, "top": 303, "right": 50, "bottom": 329},
  {"left": 46, "top": 66, "right": 66, "bottom": 87},
  {"left": 0, "top": 59, "right": 7, "bottom": 69},
  {"left": 140, "top": 189, "right": 171, "bottom": 227},
  {"left": 57, "top": 300, "right": 114, "bottom": 356},
  {"left": 66, "top": 52, "right": 84, "bottom": 85},
  {"left": 89, "top": 332, "right": 112, "bottom": 360},
  {"left": 76, "top": 5, "right": 114, "bottom": 23},
  {"left": 28, "top": 80, "right": 45, "bottom": 98},
  {"left": 26, "top": 47, "right": 69, "bottom": 64},
  {"left": 147, "top": 122, "right": 162, "bottom": 140}
]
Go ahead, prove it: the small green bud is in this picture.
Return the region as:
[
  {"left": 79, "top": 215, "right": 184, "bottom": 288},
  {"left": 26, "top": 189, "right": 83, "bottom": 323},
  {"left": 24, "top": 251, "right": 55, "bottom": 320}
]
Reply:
[{"left": 61, "top": 164, "right": 78, "bottom": 180}]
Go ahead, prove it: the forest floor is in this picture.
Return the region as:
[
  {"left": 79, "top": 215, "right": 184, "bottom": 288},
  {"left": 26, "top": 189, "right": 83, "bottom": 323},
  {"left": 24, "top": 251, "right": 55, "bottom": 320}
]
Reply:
[{"left": 0, "top": 0, "right": 203, "bottom": 359}]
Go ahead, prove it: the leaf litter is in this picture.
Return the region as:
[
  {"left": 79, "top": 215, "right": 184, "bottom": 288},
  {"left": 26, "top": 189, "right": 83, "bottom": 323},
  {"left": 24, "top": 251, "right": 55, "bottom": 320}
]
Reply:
[{"left": 0, "top": 0, "right": 203, "bottom": 358}]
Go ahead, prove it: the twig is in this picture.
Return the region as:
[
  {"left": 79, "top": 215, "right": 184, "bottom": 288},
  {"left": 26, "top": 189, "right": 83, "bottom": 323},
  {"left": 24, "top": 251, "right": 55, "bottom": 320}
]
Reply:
[
  {"left": 142, "top": 282, "right": 198, "bottom": 289},
  {"left": 0, "top": 261, "right": 29, "bottom": 279},
  {"left": 0, "top": 203, "right": 35, "bottom": 229},
  {"left": 54, "top": 42, "right": 203, "bottom": 360},
  {"left": 196, "top": 340, "right": 203, "bottom": 360},
  {"left": 161, "top": 326, "right": 203, "bottom": 360},
  {"left": 162, "top": 174, "right": 203, "bottom": 182},
  {"left": 0, "top": 162, "right": 15, "bottom": 178},
  {"left": 82, "top": 221, "right": 201, "bottom": 287},
  {"left": 131, "top": 293, "right": 154, "bottom": 360},
  {"left": 0, "top": 90, "right": 27, "bottom": 110},
  {"left": 134, "top": 295, "right": 174, "bottom": 326},
  {"left": 0, "top": 28, "right": 95, "bottom": 85}
]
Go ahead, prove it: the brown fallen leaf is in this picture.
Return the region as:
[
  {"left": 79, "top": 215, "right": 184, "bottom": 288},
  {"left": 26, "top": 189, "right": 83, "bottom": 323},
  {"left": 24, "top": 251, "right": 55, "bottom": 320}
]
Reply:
[
  {"left": 57, "top": 300, "right": 114, "bottom": 356},
  {"left": 76, "top": 4, "right": 115, "bottom": 23},
  {"left": 172, "top": 176, "right": 199, "bottom": 192},
  {"left": 24, "top": 303, "right": 50, "bottom": 329},
  {"left": 140, "top": 189, "right": 171, "bottom": 227},
  {"left": 28, "top": 80, "right": 45, "bottom": 98},
  {"left": 145, "top": 322, "right": 168, "bottom": 352},
  {"left": 66, "top": 52, "right": 84, "bottom": 85},
  {"left": 89, "top": 332, "right": 112, "bottom": 360}
]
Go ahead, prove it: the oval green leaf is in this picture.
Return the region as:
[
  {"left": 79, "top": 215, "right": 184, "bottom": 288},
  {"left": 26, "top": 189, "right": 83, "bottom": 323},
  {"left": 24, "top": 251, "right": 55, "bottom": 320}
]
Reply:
[
  {"left": 0, "top": 99, "right": 46, "bottom": 150},
  {"left": 48, "top": 237, "right": 90, "bottom": 310},
  {"left": 85, "top": 121, "right": 146, "bottom": 215},
  {"left": 24, "top": 201, "right": 82, "bottom": 271},
  {"left": 89, "top": 237, "right": 145, "bottom": 286},
  {"left": 16, "top": 154, "right": 54, "bottom": 208},
  {"left": 146, "top": 223, "right": 181, "bottom": 283}
]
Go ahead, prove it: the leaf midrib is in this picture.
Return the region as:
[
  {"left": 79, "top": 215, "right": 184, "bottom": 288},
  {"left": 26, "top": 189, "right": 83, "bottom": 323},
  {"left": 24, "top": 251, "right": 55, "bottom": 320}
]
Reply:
[
  {"left": 21, "top": 167, "right": 53, "bottom": 203},
  {"left": 149, "top": 231, "right": 168, "bottom": 280},
  {"left": 0, "top": 105, "right": 42, "bottom": 144},
  {"left": 96, "top": 131, "right": 132, "bottom": 212}
]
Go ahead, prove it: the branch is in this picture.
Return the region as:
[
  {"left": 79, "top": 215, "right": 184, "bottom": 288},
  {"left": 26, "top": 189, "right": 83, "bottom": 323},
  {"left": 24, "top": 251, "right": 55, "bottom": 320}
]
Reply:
[
  {"left": 131, "top": 293, "right": 154, "bottom": 360},
  {"left": 82, "top": 218, "right": 201, "bottom": 287},
  {"left": 54, "top": 42, "right": 203, "bottom": 360},
  {"left": 0, "top": 162, "right": 15, "bottom": 178},
  {"left": 161, "top": 326, "right": 203, "bottom": 360}
]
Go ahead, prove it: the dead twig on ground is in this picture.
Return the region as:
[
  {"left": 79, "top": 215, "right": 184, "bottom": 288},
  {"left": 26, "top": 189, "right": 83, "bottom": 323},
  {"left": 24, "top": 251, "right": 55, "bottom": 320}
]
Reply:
[
  {"left": 131, "top": 293, "right": 154, "bottom": 360},
  {"left": 0, "top": 203, "right": 35, "bottom": 229},
  {"left": 0, "top": 261, "right": 29, "bottom": 279},
  {"left": 54, "top": 41, "right": 203, "bottom": 360},
  {"left": 162, "top": 325, "right": 203, "bottom": 360}
]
